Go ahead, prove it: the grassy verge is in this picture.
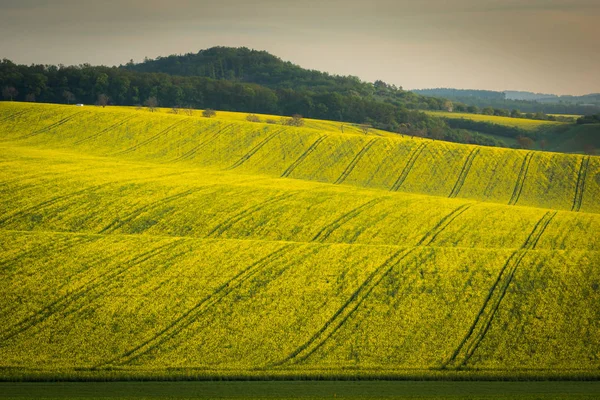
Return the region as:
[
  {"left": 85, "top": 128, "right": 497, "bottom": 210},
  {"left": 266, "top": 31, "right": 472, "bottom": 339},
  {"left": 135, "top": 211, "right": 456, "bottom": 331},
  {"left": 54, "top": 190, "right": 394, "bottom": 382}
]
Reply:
[{"left": 1, "top": 381, "right": 599, "bottom": 399}]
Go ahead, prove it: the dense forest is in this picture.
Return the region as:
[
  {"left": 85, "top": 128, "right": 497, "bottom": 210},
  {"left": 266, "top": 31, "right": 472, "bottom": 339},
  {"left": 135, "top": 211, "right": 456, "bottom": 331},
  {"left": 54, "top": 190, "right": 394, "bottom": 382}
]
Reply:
[{"left": 414, "top": 88, "right": 600, "bottom": 115}]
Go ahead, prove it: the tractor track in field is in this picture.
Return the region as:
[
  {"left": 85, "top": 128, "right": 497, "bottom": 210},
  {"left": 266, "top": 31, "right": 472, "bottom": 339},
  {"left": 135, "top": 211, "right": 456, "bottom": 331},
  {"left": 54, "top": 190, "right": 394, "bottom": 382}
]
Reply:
[
  {"left": 442, "top": 211, "right": 557, "bottom": 369},
  {"left": 270, "top": 248, "right": 417, "bottom": 367},
  {"left": 281, "top": 135, "right": 328, "bottom": 178},
  {"left": 207, "top": 192, "right": 296, "bottom": 237},
  {"left": 100, "top": 243, "right": 309, "bottom": 367},
  {"left": 0, "top": 171, "right": 62, "bottom": 190},
  {"left": 0, "top": 235, "right": 89, "bottom": 271},
  {"left": 74, "top": 115, "right": 137, "bottom": 144},
  {"left": 312, "top": 198, "right": 385, "bottom": 243},
  {"left": 334, "top": 139, "right": 378, "bottom": 185},
  {"left": 0, "top": 181, "right": 129, "bottom": 226},
  {"left": 0, "top": 171, "right": 199, "bottom": 227},
  {"left": 0, "top": 240, "right": 182, "bottom": 343},
  {"left": 111, "top": 120, "right": 189, "bottom": 156},
  {"left": 345, "top": 211, "right": 391, "bottom": 244},
  {"left": 449, "top": 148, "right": 480, "bottom": 198},
  {"left": 508, "top": 152, "right": 534, "bottom": 205},
  {"left": 170, "top": 123, "right": 232, "bottom": 162},
  {"left": 0, "top": 172, "right": 185, "bottom": 227},
  {"left": 55, "top": 242, "right": 191, "bottom": 320},
  {"left": 417, "top": 203, "right": 473, "bottom": 246},
  {"left": 12, "top": 111, "right": 87, "bottom": 140},
  {"left": 98, "top": 187, "right": 208, "bottom": 234},
  {"left": 572, "top": 155, "right": 591, "bottom": 212},
  {"left": 390, "top": 142, "right": 428, "bottom": 192},
  {"left": 227, "top": 129, "right": 284, "bottom": 170},
  {"left": 0, "top": 109, "right": 29, "bottom": 123}
]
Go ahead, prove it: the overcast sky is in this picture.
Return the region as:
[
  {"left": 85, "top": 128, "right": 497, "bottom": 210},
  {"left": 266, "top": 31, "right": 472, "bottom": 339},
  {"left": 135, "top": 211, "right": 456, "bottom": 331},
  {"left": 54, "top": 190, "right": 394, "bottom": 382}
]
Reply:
[{"left": 1, "top": 0, "right": 598, "bottom": 95}]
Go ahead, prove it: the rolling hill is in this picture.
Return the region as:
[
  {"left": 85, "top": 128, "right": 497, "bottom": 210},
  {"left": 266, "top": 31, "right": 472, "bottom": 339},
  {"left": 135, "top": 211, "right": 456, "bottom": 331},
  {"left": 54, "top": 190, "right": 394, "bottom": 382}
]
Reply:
[
  {"left": 0, "top": 102, "right": 599, "bottom": 380},
  {"left": 425, "top": 110, "right": 600, "bottom": 154}
]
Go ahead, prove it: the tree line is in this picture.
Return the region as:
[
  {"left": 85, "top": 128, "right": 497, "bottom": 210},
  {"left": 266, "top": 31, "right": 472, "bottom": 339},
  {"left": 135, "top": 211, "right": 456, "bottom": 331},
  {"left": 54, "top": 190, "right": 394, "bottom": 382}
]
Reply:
[{"left": 0, "top": 58, "right": 502, "bottom": 147}]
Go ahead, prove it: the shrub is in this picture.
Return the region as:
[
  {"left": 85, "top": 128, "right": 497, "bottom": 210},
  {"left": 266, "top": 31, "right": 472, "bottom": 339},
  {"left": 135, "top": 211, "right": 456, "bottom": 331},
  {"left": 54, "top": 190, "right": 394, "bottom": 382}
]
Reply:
[
  {"left": 202, "top": 109, "right": 216, "bottom": 118},
  {"left": 246, "top": 114, "right": 261, "bottom": 123}
]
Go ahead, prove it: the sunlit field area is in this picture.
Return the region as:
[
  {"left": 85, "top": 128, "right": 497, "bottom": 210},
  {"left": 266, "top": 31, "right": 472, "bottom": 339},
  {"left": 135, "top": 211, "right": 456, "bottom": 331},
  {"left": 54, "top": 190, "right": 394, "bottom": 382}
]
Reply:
[{"left": 1, "top": 102, "right": 599, "bottom": 381}]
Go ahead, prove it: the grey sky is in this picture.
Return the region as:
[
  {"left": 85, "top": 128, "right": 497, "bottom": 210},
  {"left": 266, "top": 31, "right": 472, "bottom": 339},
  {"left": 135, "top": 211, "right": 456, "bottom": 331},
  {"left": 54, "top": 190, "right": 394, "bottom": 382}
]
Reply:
[{"left": 1, "top": 0, "right": 598, "bottom": 95}]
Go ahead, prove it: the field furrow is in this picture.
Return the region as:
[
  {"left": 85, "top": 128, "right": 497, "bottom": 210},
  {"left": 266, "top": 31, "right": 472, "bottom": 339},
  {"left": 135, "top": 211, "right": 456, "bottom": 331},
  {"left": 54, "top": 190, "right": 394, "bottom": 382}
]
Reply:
[
  {"left": 444, "top": 211, "right": 558, "bottom": 368},
  {"left": 572, "top": 155, "right": 591, "bottom": 212},
  {"left": 417, "top": 203, "right": 474, "bottom": 246},
  {"left": 449, "top": 148, "right": 480, "bottom": 198},
  {"left": 312, "top": 198, "right": 385, "bottom": 243},
  {"left": 170, "top": 122, "right": 231, "bottom": 162},
  {"left": 228, "top": 129, "right": 284, "bottom": 169},
  {"left": 334, "top": 138, "right": 377, "bottom": 184},
  {"left": 101, "top": 244, "right": 296, "bottom": 367},
  {"left": 281, "top": 135, "right": 328, "bottom": 178},
  {"left": 390, "top": 142, "right": 429, "bottom": 191},
  {"left": 15, "top": 111, "right": 87, "bottom": 140},
  {"left": 112, "top": 120, "right": 189, "bottom": 156},
  {"left": 0, "top": 240, "right": 180, "bottom": 343},
  {"left": 273, "top": 248, "right": 417, "bottom": 366},
  {"left": 74, "top": 115, "right": 138, "bottom": 145},
  {"left": 508, "top": 152, "right": 534, "bottom": 205}
]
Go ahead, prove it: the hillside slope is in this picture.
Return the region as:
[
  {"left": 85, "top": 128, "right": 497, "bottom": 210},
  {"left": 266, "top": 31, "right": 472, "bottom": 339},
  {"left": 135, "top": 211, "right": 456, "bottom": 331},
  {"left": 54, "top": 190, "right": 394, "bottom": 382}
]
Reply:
[
  {"left": 2, "top": 103, "right": 598, "bottom": 212},
  {"left": 0, "top": 102, "right": 599, "bottom": 379}
]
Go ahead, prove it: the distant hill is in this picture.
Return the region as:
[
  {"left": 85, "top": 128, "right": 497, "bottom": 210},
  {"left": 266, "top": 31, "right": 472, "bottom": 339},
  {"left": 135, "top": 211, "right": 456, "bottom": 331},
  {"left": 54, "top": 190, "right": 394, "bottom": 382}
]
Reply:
[
  {"left": 414, "top": 88, "right": 600, "bottom": 115},
  {"left": 504, "top": 90, "right": 600, "bottom": 104},
  {"left": 124, "top": 47, "right": 375, "bottom": 95},
  {"left": 122, "top": 47, "right": 456, "bottom": 111},
  {"left": 503, "top": 90, "right": 559, "bottom": 101}
]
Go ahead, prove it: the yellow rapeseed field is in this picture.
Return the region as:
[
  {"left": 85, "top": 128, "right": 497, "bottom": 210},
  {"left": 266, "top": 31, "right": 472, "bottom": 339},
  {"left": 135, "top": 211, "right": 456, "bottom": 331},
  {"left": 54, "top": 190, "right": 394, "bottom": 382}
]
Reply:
[{"left": 0, "top": 102, "right": 598, "bottom": 380}]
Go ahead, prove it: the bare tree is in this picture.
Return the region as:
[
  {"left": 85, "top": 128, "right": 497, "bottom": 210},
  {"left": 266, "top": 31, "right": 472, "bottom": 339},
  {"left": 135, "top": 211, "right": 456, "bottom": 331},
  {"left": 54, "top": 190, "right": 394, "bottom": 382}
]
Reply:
[
  {"left": 202, "top": 108, "right": 216, "bottom": 118},
  {"left": 25, "top": 93, "right": 36, "bottom": 102},
  {"left": 97, "top": 94, "right": 109, "bottom": 108},
  {"left": 183, "top": 106, "right": 194, "bottom": 116},
  {"left": 170, "top": 106, "right": 180, "bottom": 114},
  {"left": 539, "top": 139, "right": 548, "bottom": 151},
  {"left": 144, "top": 96, "right": 158, "bottom": 112},
  {"left": 246, "top": 114, "right": 261, "bottom": 122},
  {"left": 2, "top": 86, "right": 18, "bottom": 101},
  {"left": 359, "top": 124, "right": 372, "bottom": 135},
  {"left": 285, "top": 114, "right": 304, "bottom": 127},
  {"left": 63, "top": 90, "right": 76, "bottom": 104}
]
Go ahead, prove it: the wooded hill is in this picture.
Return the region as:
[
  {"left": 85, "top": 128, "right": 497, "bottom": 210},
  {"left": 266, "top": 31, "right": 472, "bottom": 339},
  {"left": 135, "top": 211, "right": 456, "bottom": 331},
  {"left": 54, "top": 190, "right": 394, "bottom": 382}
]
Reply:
[{"left": 1, "top": 47, "right": 598, "bottom": 151}]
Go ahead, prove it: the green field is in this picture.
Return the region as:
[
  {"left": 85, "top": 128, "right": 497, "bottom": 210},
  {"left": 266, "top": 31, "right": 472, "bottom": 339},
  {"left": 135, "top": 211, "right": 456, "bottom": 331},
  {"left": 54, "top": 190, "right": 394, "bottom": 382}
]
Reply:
[
  {"left": 2, "top": 381, "right": 600, "bottom": 399},
  {"left": 0, "top": 102, "right": 599, "bottom": 380},
  {"left": 424, "top": 111, "right": 566, "bottom": 132}
]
